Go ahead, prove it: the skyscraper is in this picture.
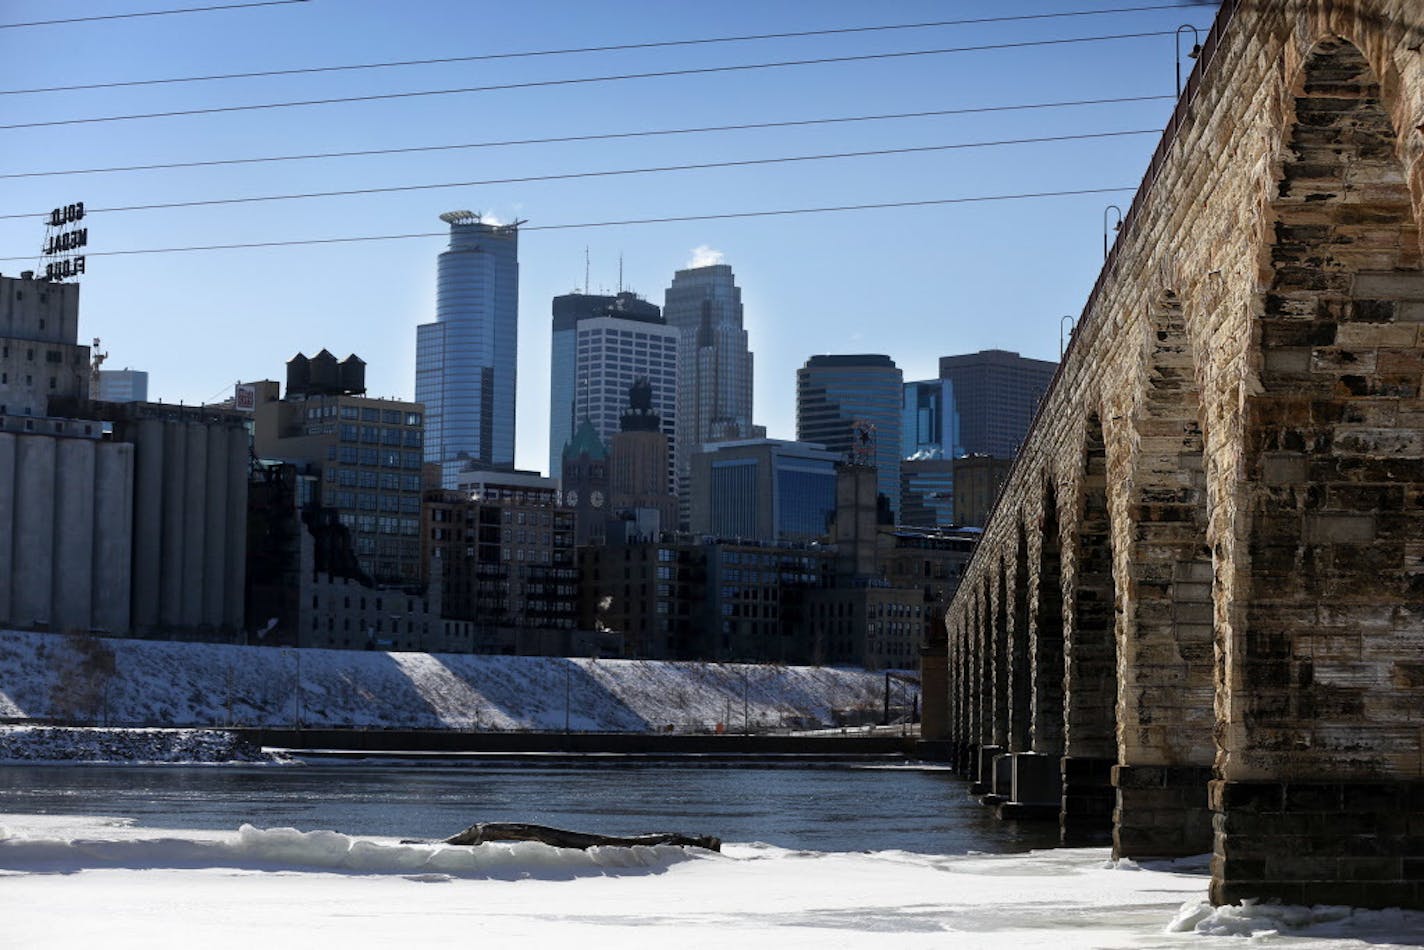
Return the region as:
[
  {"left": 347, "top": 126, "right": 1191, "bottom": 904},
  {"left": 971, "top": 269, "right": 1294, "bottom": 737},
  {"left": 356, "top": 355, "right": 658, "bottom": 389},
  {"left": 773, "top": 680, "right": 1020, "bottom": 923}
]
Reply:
[
  {"left": 663, "top": 263, "right": 758, "bottom": 523},
  {"left": 901, "top": 378, "right": 959, "bottom": 459},
  {"left": 416, "top": 211, "right": 520, "bottom": 488},
  {"left": 899, "top": 378, "right": 959, "bottom": 529},
  {"left": 937, "top": 349, "right": 1056, "bottom": 459},
  {"left": 547, "top": 291, "right": 673, "bottom": 481},
  {"left": 796, "top": 354, "right": 904, "bottom": 518}
]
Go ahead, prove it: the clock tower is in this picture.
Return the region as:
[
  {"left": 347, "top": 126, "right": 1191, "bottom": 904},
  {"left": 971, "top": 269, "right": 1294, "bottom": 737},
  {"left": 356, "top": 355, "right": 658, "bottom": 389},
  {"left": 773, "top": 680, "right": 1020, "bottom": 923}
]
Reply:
[{"left": 560, "top": 418, "right": 609, "bottom": 546}]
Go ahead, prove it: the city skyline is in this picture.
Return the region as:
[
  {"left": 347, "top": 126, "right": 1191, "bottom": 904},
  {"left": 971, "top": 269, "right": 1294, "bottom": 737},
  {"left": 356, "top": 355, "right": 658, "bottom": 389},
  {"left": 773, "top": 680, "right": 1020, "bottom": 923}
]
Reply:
[{"left": 0, "top": 0, "right": 1215, "bottom": 475}]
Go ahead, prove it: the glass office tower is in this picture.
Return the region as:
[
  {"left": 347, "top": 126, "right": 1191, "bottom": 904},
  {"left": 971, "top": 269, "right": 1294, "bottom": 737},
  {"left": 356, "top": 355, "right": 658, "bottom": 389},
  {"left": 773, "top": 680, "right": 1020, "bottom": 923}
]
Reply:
[
  {"left": 901, "top": 378, "right": 960, "bottom": 459},
  {"left": 796, "top": 354, "right": 905, "bottom": 518},
  {"left": 416, "top": 211, "right": 520, "bottom": 487}
]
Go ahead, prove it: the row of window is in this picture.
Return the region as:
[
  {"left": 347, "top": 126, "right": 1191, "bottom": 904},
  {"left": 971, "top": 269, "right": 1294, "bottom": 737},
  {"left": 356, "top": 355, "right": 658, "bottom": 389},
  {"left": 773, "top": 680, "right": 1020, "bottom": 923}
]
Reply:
[
  {"left": 337, "top": 424, "right": 423, "bottom": 446},
  {"left": 327, "top": 468, "right": 422, "bottom": 492},
  {"left": 1, "top": 344, "right": 75, "bottom": 364},
  {"left": 335, "top": 511, "right": 421, "bottom": 535},
  {"left": 0, "top": 371, "right": 59, "bottom": 390},
  {"left": 303, "top": 404, "right": 422, "bottom": 426},
  {"left": 326, "top": 491, "right": 421, "bottom": 514},
  {"left": 329, "top": 446, "right": 423, "bottom": 469},
  {"left": 312, "top": 593, "right": 427, "bottom": 613}
]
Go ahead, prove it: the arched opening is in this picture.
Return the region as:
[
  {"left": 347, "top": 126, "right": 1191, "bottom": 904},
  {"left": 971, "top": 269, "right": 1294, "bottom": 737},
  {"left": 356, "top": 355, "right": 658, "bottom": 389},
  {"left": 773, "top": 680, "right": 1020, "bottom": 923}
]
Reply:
[
  {"left": 969, "top": 580, "right": 999, "bottom": 792},
  {"left": 954, "top": 617, "right": 971, "bottom": 773},
  {"left": 1009, "top": 525, "right": 1033, "bottom": 753},
  {"left": 1062, "top": 411, "right": 1119, "bottom": 843},
  {"left": 1218, "top": 36, "right": 1424, "bottom": 907},
  {"left": 1032, "top": 483, "right": 1066, "bottom": 756},
  {"left": 1113, "top": 291, "right": 1216, "bottom": 858},
  {"left": 992, "top": 560, "right": 1011, "bottom": 749}
]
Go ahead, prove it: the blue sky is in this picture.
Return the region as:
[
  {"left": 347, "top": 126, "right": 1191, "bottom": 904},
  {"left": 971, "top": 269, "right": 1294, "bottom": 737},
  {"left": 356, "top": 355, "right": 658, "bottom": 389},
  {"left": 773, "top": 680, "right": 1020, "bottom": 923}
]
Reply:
[{"left": 0, "top": 0, "right": 1217, "bottom": 474}]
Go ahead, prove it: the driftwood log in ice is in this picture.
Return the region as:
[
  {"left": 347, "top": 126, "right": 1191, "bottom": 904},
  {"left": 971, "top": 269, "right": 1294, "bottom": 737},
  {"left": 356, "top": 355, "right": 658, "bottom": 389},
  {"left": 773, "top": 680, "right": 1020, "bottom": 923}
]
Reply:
[{"left": 441, "top": 822, "right": 721, "bottom": 852}]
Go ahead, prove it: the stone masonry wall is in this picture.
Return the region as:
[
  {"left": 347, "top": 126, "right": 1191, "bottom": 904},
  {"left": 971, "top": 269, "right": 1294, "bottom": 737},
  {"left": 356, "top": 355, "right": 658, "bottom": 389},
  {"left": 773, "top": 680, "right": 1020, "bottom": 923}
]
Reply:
[{"left": 943, "top": 0, "right": 1424, "bottom": 904}]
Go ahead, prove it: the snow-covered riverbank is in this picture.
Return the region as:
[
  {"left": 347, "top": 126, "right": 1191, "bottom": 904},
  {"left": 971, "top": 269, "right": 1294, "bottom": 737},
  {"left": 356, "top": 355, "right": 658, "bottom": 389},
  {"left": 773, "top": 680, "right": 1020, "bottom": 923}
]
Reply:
[
  {"left": 0, "top": 629, "right": 907, "bottom": 732},
  {"left": 0, "top": 726, "right": 281, "bottom": 764},
  {"left": 1, "top": 815, "right": 1419, "bottom": 948}
]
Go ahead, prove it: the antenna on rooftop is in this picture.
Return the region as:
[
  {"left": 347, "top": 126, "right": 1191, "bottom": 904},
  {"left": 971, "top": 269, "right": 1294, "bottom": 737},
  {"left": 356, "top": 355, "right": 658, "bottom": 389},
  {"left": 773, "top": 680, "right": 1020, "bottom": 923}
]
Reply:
[
  {"left": 584, "top": 246, "right": 590, "bottom": 295},
  {"left": 618, "top": 253, "right": 624, "bottom": 294}
]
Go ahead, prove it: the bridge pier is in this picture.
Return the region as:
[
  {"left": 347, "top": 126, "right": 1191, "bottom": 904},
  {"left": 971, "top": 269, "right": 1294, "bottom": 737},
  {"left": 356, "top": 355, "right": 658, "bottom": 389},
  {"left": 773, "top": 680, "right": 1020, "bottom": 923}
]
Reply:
[
  {"left": 1112, "top": 765, "right": 1213, "bottom": 859},
  {"left": 968, "top": 744, "right": 1002, "bottom": 796},
  {"left": 1211, "top": 780, "right": 1424, "bottom": 909},
  {"left": 995, "top": 752, "right": 1061, "bottom": 820},
  {"left": 1060, "top": 756, "right": 1114, "bottom": 844}
]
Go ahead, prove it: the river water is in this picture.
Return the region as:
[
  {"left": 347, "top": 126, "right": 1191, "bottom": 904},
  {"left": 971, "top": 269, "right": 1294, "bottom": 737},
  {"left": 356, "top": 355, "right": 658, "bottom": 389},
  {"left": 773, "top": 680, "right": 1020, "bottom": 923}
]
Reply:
[{"left": 0, "top": 762, "right": 1060, "bottom": 854}]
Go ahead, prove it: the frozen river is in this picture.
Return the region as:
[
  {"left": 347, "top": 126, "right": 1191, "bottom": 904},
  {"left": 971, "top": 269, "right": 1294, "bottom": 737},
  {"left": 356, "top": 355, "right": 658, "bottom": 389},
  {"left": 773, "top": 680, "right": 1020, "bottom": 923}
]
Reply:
[
  {"left": 0, "top": 760, "right": 1057, "bottom": 853},
  {"left": 2, "top": 761, "right": 1421, "bottom": 948}
]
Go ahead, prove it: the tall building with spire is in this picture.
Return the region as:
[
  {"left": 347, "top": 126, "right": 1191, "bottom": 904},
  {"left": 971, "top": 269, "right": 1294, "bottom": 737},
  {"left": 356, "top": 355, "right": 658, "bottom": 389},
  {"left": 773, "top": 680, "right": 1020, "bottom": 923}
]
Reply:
[
  {"left": 416, "top": 211, "right": 520, "bottom": 487},
  {"left": 663, "top": 263, "right": 759, "bottom": 524}
]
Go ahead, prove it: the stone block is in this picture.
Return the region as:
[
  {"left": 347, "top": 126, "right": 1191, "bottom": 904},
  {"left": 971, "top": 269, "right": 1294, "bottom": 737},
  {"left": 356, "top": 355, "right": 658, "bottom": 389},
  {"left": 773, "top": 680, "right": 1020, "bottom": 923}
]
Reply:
[
  {"left": 1353, "top": 272, "right": 1424, "bottom": 299},
  {"left": 1283, "top": 783, "right": 1344, "bottom": 812},
  {"left": 1303, "top": 513, "right": 1376, "bottom": 543}
]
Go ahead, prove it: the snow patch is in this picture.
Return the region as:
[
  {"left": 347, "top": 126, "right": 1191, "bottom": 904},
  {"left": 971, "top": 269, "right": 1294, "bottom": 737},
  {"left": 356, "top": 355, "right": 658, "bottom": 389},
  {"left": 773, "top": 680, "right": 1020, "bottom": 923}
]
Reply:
[
  {"left": 1166, "top": 898, "right": 1422, "bottom": 940},
  {"left": 0, "top": 823, "right": 703, "bottom": 880}
]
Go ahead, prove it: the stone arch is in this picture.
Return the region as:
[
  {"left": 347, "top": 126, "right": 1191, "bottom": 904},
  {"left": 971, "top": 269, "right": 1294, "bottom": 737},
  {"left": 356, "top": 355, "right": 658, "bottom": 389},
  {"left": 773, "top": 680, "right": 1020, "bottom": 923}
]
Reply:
[
  {"left": 991, "top": 557, "right": 1011, "bottom": 750},
  {"left": 1008, "top": 523, "right": 1033, "bottom": 753},
  {"left": 1286, "top": 8, "right": 1424, "bottom": 237},
  {"left": 1215, "top": 34, "right": 1424, "bottom": 906},
  {"left": 974, "top": 579, "right": 993, "bottom": 752},
  {"left": 965, "top": 577, "right": 998, "bottom": 790},
  {"left": 947, "top": 612, "right": 962, "bottom": 768},
  {"left": 1110, "top": 290, "right": 1218, "bottom": 858},
  {"left": 1233, "top": 35, "right": 1423, "bottom": 778},
  {"left": 1032, "top": 481, "right": 1066, "bottom": 756},
  {"left": 1061, "top": 410, "right": 1119, "bottom": 841},
  {"left": 1123, "top": 290, "right": 1216, "bottom": 759}
]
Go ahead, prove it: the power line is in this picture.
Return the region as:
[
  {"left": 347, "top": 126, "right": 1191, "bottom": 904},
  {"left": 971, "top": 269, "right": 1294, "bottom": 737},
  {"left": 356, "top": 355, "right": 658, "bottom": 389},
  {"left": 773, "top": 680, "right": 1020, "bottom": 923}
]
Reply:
[
  {"left": 0, "top": 29, "right": 1210, "bottom": 131},
  {"left": 0, "top": 187, "right": 1135, "bottom": 263},
  {"left": 0, "top": 94, "right": 1176, "bottom": 181},
  {"left": 0, "top": 0, "right": 308, "bottom": 30},
  {"left": 0, "top": 3, "right": 1217, "bottom": 95},
  {"left": 0, "top": 128, "right": 1158, "bottom": 221}
]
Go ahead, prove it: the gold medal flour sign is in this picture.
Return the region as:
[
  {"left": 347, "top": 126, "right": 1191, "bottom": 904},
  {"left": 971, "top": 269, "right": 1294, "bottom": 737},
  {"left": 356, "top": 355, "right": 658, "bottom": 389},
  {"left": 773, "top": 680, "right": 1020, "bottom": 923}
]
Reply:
[{"left": 41, "top": 201, "right": 87, "bottom": 281}]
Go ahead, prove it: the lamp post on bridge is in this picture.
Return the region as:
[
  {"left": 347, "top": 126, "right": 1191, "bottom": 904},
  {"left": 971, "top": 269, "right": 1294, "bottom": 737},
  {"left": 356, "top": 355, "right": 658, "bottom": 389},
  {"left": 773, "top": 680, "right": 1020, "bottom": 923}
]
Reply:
[
  {"left": 1176, "top": 25, "right": 1203, "bottom": 99},
  {"left": 1103, "top": 205, "right": 1124, "bottom": 260}
]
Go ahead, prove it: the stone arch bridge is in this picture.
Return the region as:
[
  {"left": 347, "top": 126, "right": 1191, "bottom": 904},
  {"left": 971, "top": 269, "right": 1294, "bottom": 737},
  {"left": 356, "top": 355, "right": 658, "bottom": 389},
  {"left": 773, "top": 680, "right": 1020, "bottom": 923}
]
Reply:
[{"left": 941, "top": 0, "right": 1424, "bottom": 908}]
